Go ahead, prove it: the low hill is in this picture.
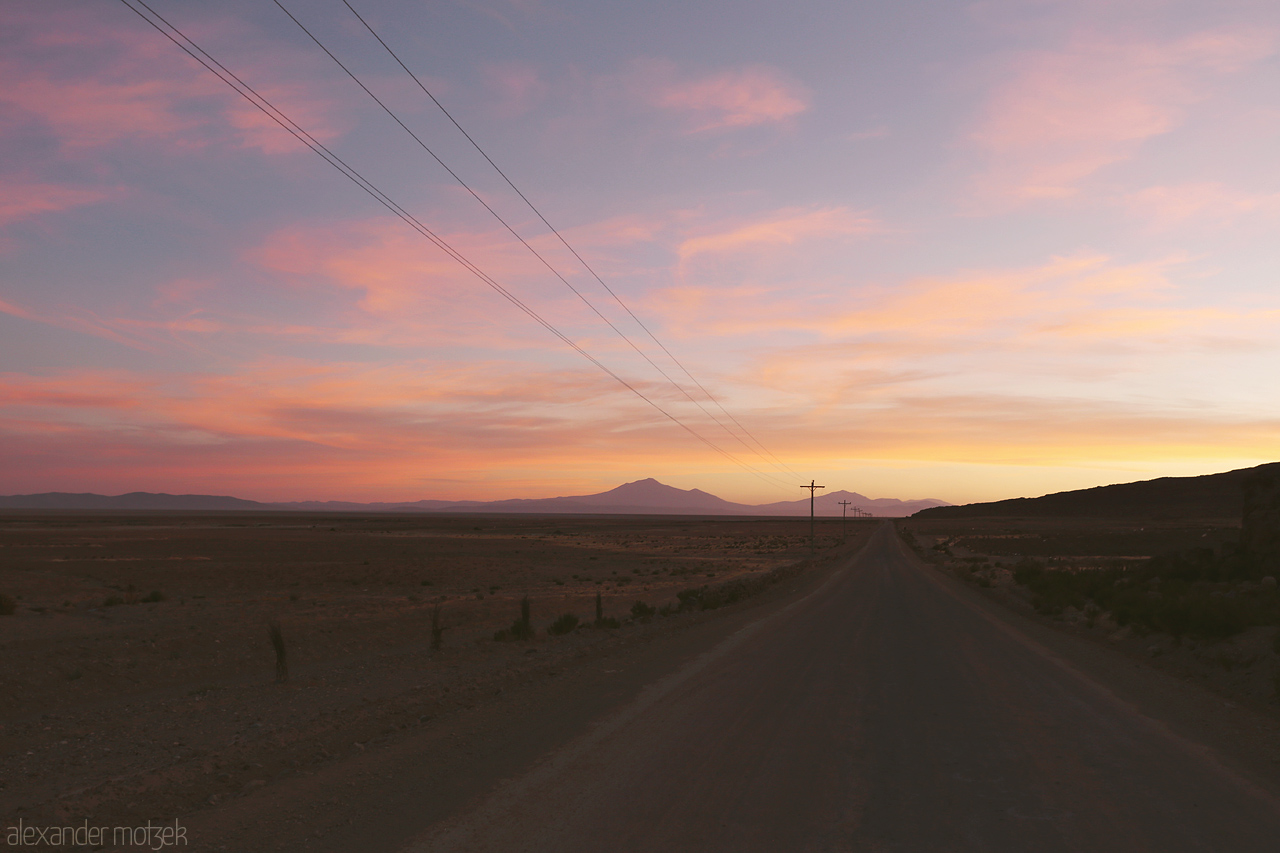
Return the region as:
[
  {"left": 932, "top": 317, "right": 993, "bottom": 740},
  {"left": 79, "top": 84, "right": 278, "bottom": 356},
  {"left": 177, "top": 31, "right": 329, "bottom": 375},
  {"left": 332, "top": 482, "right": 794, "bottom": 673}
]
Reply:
[
  {"left": 755, "top": 490, "right": 949, "bottom": 518},
  {"left": 0, "top": 479, "right": 950, "bottom": 517},
  {"left": 0, "top": 491, "right": 266, "bottom": 511},
  {"left": 912, "top": 462, "right": 1280, "bottom": 520}
]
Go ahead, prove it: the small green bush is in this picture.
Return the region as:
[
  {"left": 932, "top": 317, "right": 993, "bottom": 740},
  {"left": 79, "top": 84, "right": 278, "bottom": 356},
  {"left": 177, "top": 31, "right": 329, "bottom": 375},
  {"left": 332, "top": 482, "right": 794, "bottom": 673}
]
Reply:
[
  {"left": 548, "top": 613, "right": 579, "bottom": 635},
  {"left": 631, "top": 601, "right": 656, "bottom": 619},
  {"left": 142, "top": 590, "right": 165, "bottom": 603},
  {"left": 102, "top": 595, "right": 125, "bottom": 607},
  {"left": 0, "top": 593, "right": 15, "bottom": 616}
]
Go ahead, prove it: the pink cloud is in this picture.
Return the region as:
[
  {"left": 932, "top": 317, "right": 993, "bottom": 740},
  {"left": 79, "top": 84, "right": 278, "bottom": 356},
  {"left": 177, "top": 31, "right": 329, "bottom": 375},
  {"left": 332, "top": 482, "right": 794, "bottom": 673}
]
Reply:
[
  {"left": 971, "top": 28, "right": 1275, "bottom": 201},
  {"left": 0, "top": 9, "right": 345, "bottom": 155},
  {"left": 1123, "top": 182, "right": 1280, "bottom": 230},
  {"left": 653, "top": 252, "right": 1280, "bottom": 353},
  {"left": 483, "top": 63, "right": 549, "bottom": 117},
  {"left": 652, "top": 207, "right": 883, "bottom": 322},
  {"left": 252, "top": 218, "right": 548, "bottom": 320},
  {"left": 677, "top": 207, "right": 879, "bottom": 263},
  {"left": 247, "top": 214, "right": 667, "bottom": 354},
  {"left": 641, "top": 63, "right": 809, "bottom": 132},
  {"left": 0, "top": 296, "right": 159, "bottom": 352},
  {"left": 2, "top": 73, "right": 210, "bottom": 149},
  {"left": 0, "top": 180, "right": 111, "bottom": 226}
]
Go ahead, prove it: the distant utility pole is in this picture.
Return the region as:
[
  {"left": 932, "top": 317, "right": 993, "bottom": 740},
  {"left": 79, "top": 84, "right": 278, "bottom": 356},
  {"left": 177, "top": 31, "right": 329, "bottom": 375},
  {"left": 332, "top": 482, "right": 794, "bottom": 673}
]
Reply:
[
  {"left": 803, "top": 480, "right": 826, "bottom": 554},
  {"left": 838, "top": 499, "right": 852, "bottom": 541}
]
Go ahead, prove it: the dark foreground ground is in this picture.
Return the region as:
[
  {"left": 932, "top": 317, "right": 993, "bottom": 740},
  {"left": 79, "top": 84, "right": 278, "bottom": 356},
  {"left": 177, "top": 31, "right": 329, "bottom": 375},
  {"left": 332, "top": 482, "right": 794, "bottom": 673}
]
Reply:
[
  {"left": 0, "top": 512, "right": 857, "bottom": 849},
  {"left": 8, "top": 515, "right": 1280, "bottom": 850},
  {"left": 398, "top": 523, "right": 1280, "bottom": 852}
]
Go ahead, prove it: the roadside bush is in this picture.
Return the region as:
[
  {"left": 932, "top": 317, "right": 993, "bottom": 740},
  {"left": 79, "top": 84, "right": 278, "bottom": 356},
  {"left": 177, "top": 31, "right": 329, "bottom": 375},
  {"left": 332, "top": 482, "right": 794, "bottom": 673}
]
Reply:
[
  {"left": 431, "top": 604, "right": 444, "bottom": 650},
  {"left": 268, "top": 620, "right": 288, "bottom": 684},
  {"left": 142, "top": 590, "right": 165, "bottom": 603},
  {"left": 493, "top": 621, "right": 535, "bottom": 641},
  {"left": 495, "top": 596, "right": 535, "bottom": 641},
  {"left": 630, "top": 601, "right": 656, "bottom": 619},
  {"left": 676, "top": 586, "right": 706, "bottom": 612},
  {"left": 1011, "top": 556, "right": 1274, "bottom": 642},
  {"left": 548, "top": 613, "right": 579, "bottom": 636},
  {"left": 0, "top": 593, "right": 15, "bottom": 616}
]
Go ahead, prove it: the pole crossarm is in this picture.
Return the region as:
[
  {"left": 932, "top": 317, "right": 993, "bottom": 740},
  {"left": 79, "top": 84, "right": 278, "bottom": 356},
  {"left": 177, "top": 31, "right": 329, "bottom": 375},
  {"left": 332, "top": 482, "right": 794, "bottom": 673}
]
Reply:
[{"left": 803, "top": 480, "right": 826, "bottom": 554}]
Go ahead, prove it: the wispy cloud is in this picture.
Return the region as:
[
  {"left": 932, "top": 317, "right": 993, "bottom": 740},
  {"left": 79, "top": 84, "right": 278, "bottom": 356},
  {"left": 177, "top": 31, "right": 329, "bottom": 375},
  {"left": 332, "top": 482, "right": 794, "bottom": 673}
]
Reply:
[
  {"left": 970, "top": 27, "right": 1275, "bottom": 201},
  {"left": 636, "top": 61, "right": 810, "bottom": 132},
  {"left": 1122, "top": 182, "right": 1280, "bottom": 231},
  {"left": 653, "top": 252, "right": 1280, "bottom": 357},
  {"left": 0, "top": 8, "right": 345, "bottom": 156},
  {"left": 677, "top": 207, "right": 880, "bottom": 263},
  {"left": 0, "top": 180, "right": 112, "bottom": 226}
]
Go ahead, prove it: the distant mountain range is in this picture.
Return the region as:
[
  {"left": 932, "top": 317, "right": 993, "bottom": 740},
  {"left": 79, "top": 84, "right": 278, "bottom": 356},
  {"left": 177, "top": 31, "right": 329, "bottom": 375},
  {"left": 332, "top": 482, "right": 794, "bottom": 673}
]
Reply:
[
  {"left": 0, "top": 478, "right": 950, "bottom": 517},
  {"left": 912, "top": 462, "right": 1280, "bottom": 520}
]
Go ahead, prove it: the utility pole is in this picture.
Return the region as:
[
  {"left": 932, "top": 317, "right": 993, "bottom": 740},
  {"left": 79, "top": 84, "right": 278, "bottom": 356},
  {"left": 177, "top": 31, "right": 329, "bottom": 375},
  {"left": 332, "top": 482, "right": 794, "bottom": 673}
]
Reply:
[
  {"left": 838, "top": 499, "right": 852, "bottom": 541},
  {"left": 803, "top": 480, "right": 826, "bottom": 554}
]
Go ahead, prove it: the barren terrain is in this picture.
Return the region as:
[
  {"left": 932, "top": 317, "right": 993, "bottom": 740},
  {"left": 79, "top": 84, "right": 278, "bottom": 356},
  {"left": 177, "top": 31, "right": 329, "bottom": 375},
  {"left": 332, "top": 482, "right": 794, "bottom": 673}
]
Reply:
[{"left": 0, "top": 511, "right": 861, "bottom": 848}]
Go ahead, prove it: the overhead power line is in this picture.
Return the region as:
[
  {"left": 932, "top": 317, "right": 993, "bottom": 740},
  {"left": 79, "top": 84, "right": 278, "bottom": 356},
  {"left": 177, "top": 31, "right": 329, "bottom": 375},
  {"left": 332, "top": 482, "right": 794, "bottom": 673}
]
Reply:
[
  {"left": 337, "top": 0, "right": 802, "bottom": 483},
  {"left": 116, "top": 0, "right": 798, "bottom": 493},
  {"left": 272, "top": 0, "right": 801, "bottom": 485}
]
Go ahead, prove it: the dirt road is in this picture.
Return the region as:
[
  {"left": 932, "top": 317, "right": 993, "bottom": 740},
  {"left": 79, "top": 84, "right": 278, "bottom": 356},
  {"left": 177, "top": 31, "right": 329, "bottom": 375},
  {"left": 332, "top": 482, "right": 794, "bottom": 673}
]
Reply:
[{"left": 403, "top": 522, "right": 1280, "bottom": 852}]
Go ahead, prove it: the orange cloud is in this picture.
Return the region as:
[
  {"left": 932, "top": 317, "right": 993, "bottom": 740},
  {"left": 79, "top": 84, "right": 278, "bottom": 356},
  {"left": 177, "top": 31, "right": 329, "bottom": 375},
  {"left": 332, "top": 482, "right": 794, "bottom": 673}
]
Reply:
[
  {"left": 971, "top": 28, "right": 1274, "bottom": 201},
  {"left": 0, "top": 359, "right": 729, "bottom": 501},
  {"left": 4, "top": 360, "right": 1277, "bottom": 503}
]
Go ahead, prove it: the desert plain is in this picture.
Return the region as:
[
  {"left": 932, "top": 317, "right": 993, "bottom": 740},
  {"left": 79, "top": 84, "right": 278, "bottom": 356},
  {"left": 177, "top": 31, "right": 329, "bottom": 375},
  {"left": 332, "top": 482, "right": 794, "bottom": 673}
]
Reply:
[
  {"left": 8, "top": 506, "right": 1280, "bottom": 849},
  {"left": 0, "top": 511, "right": 866, "bottom": 848}
]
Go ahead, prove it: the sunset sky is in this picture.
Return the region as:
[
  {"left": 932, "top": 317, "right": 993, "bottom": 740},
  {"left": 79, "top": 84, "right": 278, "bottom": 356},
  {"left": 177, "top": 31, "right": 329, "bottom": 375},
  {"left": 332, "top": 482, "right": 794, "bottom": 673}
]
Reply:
[{"left": 3, "top": 0, "right": 1278, "bottom": 506}]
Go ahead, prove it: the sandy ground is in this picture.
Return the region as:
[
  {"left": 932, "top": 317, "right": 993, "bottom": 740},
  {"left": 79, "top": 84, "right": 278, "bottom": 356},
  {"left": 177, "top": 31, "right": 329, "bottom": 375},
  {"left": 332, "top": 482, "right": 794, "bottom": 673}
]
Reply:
[{"left": 0, "top": 511, "right": 861, "bottom": 849}]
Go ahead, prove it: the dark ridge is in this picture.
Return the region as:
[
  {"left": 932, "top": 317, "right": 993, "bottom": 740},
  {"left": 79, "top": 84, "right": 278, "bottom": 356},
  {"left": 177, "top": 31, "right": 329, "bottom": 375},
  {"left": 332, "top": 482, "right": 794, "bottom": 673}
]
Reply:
[
  {"left": 0, "top": 492, "right": 266, "bottom": 511},
  {"left": 912, "top": 462, "right": 1280, "bottom": 520},
  {"left": 0, "top": 480, "right": 952, "bottom": 516}
]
